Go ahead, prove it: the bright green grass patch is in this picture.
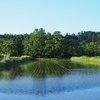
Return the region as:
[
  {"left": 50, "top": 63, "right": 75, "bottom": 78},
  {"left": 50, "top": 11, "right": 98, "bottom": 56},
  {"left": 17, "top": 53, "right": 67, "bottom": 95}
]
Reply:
[{"left": 70, "top": 56, "right": 100, "bottom": 65}]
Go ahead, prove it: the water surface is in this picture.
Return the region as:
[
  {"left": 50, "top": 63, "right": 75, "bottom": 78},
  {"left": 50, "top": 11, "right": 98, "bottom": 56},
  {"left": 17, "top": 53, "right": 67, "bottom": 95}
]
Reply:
[{"left": 0, "top": 59, "right": 100, "bottom": 100}]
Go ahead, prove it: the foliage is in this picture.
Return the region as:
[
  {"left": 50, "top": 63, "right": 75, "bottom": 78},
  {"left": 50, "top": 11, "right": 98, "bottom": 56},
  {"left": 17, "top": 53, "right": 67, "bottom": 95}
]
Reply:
[
  {"left": 0, "top": 29, "right": 100, "bottom": 58},
  {"left": 2, "top": 40, "right": 18, "bottom": 56}
]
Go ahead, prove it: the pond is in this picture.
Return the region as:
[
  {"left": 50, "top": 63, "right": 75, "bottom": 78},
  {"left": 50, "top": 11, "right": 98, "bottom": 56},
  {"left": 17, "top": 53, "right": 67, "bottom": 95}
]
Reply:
[{"left": 0, "top": 59, "right": 100, "bottom": 100}]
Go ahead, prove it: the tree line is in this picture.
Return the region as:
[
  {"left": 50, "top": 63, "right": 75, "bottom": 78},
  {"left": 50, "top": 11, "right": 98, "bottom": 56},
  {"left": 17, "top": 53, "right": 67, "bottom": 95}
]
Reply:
[{"left": 0, "top": 28, "right": 100, "bottom": 58}]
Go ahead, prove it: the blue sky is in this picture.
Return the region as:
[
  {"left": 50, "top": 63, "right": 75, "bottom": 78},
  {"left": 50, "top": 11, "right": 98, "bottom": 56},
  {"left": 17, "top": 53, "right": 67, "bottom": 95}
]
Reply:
[{"left": 0, "top": 0, "right": 100, "bottom": 35}]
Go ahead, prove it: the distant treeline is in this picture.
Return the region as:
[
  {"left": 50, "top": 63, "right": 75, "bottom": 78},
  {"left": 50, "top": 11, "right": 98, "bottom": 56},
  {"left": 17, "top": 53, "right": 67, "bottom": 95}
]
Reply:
[{"left": 0, "top": 28, "right": 100, "bottom": 58}]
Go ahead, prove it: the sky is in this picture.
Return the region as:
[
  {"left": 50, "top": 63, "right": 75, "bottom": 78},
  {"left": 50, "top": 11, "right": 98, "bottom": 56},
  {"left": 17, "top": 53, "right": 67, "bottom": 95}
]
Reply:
[{"left": 0, "top": 0, "right": 100, "bottom": 35}]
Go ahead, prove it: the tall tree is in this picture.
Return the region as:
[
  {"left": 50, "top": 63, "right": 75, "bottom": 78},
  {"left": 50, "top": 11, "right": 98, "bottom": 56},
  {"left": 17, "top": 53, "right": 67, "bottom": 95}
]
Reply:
[
  {"left": 23, "top": 28, "right": 46, "bottom": 58},
  {"left": 2, "top": 40, "right": 18, "bottom": 56}
]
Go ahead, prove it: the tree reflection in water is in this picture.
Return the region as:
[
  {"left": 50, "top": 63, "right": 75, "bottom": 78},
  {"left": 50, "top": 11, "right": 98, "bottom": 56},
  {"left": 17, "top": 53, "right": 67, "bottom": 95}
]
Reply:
[
  {"left": 0, "top": 59, "right": 72, "bottom": 79},
  {"left": 0, "top": 58, "right": 99, "bottom": 79}
]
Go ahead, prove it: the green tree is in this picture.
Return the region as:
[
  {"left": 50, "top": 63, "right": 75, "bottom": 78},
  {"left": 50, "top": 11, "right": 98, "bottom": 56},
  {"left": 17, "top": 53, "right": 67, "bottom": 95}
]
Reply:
[
  {"left": 23, "top": 28, "right": 46, "bottom": 58},
  {"left": 82, "top": 42, "right": 97, "bottom": 56},
  {"left": 2, "top": 40, "right": 18, "bottom": 56},
  {"left": 14, "top": 34, "right": 24, "bottom": 55},
  {"left": 0, "top": 38, "right": 4, "bottom": 54},
  {"left": 22, "top": 37, "right": 31, "bottom": 55},
  {"left": 44, "top": 33, "right": 54, "bottom": 57},
  {"left": 51, "top": 31, "right": 65, "bottom": 57}
]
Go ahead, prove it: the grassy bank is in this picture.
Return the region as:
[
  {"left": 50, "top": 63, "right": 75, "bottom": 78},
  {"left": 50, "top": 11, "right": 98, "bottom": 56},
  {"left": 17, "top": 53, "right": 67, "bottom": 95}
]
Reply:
[
  {"left": 70, "top": 56, "right": 100, "bottom": 65},
  {"left": 0, "top": 54, "right": 31, "bottom": 67}
]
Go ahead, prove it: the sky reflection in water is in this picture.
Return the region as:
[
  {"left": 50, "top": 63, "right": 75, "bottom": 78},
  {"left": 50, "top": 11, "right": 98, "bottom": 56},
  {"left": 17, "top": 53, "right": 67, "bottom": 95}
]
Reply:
[{"left": 0, "top": 59, "right": 100, "bottom": 100}]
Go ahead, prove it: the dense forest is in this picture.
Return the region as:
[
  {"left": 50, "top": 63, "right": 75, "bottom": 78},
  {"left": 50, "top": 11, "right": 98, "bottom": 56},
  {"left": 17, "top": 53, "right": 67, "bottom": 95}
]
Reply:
[{"left": 0, "top": 28, "right": 100, "bottom": 58}]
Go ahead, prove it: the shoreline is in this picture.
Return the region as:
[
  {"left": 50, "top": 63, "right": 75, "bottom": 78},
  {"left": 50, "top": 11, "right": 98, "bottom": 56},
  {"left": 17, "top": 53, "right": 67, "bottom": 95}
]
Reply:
[
  {"left": 70, "top": 56, "right": 100, "bottom": 65},
  {"left": 0, "top": 55, "right": 31, "bottom": 67}
]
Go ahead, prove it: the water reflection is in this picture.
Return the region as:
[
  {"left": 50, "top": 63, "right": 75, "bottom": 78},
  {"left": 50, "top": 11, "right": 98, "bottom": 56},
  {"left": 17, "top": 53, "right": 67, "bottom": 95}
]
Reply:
[
  {"left": 22, "top": 59, "right": 72, "bottom": 78},
  {"left": 0, "top": 67, "right": 23, "bottom": 79},
  {"left": 0, "top": 59, "right": 72, "bottom": 79},
  {"left": 0, "top": 69, "right": 100, "bottom": 96},
  {"left": 0, "top": 59, "right": 100, "bottom": 79},
  {"left": 0, "top": 59, "right": 100, "bottom": 96}
]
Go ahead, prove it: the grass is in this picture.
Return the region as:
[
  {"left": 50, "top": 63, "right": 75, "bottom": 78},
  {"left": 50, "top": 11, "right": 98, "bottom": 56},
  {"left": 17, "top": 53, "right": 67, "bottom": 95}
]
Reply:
[
  {"left": 70, "top": 56, "right": 100, "bottom": 65},
  {"left": 0, "top": 54, "right": 31, "bottom": 67}
]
